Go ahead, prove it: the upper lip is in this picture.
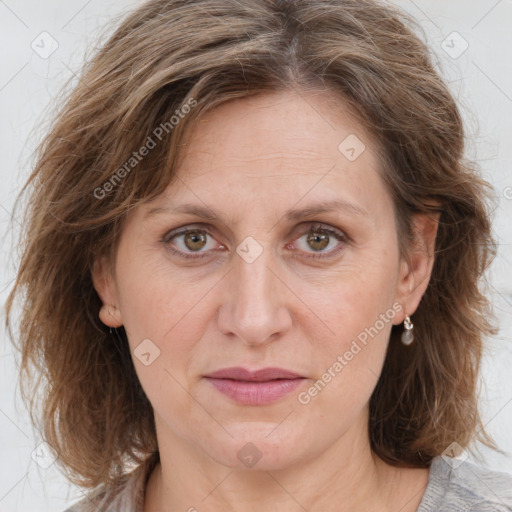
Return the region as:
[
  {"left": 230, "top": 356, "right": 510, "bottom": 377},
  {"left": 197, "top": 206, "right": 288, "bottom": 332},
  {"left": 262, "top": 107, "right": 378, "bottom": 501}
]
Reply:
[{"left": 204, "top": 367, "right": 304, "bottom": 382}]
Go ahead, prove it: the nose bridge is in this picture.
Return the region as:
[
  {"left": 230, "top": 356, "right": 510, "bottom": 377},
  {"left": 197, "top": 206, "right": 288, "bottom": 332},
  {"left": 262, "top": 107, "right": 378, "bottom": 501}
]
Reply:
[
  {"left": 236, "top": 240, "right": 275, "bottom": 308},
  {"left": 218, "top": 235, "right": 291, "bottom": 344}
]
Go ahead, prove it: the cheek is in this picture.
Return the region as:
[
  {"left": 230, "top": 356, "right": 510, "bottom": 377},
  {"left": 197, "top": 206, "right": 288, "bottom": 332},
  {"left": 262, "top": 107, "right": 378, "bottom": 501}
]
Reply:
[
  {"left": 300, "top": 246, "right": 399, "bottom": 346},
  {"left": 115, "top": 264, "right": 208, "bottom": 417},
  {"left": 114, "top": 257, "right": 214, "bottom": 402},
  {"left": 115, "top": 248, "right": 205, "bottom": 340},
  {"left": 296, "top": 249, "right": 400, "bottom": 410},
  {"left": 296, "top": 298, "right": 395, "bottom": 428}
]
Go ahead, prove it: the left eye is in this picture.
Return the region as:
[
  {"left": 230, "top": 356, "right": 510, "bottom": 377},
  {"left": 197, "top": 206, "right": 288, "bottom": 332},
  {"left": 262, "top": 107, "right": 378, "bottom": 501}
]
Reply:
[
  {"left": 163, "top": 223, "right": 347, "bottom": 260},
  {"left": 292, "top": 224, "right": 347, "bottom": 259}
]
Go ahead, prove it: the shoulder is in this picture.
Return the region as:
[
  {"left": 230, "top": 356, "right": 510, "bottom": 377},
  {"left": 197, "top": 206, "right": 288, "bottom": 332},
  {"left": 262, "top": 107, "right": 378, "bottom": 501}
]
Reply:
[
  {"left": 61, "top": 454, "right": 158, "bottom": 512},
  {"left": 418, "top": 455, "right": 512, "bottom": 511}
]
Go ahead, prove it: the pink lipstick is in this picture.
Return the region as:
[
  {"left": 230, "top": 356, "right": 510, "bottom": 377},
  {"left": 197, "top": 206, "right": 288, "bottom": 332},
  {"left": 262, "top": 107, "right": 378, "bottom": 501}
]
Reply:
[{"left": 204, "top": 367, "right": 305, "bottom": 405}]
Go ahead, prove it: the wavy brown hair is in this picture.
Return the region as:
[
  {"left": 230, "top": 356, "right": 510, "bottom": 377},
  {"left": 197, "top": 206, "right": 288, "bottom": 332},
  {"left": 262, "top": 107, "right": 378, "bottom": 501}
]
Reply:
[{"left": 6, "top": 0, "right": 503, "bottom": 491}]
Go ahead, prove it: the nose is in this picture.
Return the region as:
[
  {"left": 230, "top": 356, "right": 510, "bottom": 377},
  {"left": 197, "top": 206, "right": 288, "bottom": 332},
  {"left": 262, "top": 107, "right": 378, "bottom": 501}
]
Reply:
[{"left": 217, "top": 242, "right": 292, "bottom": 347}]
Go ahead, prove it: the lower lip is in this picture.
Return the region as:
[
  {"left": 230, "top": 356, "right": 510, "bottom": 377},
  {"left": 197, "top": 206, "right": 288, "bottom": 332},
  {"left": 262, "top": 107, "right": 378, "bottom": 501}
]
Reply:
[{"left": 204, "top": 377, "right": 305, "bottom": 405}]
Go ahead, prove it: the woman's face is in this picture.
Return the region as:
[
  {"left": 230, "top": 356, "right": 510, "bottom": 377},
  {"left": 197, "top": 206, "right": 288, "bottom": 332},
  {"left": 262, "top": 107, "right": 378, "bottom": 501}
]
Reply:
[{"left": 94, "top": 90, "right": 433, "bottom": 470}]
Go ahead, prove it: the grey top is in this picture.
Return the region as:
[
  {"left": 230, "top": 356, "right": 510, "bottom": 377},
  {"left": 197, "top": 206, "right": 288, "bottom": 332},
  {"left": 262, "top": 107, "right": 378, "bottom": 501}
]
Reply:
[{"left": 63, "top": 455, "right": 512, "bottom": 511}]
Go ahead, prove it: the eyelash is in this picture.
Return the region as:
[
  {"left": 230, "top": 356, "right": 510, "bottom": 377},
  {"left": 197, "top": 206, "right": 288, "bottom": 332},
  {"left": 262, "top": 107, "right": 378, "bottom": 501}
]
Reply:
[{"left": 162, "top": 223, "right": 348, "bottom": 261}]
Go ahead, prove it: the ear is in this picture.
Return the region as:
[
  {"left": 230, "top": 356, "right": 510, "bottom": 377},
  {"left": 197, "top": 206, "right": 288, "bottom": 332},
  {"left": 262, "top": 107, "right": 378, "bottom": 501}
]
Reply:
[
  {"left": 393, "top": 211, "right": 440, "bottom": 324},
  {"left": 91, "top": 256, "right": 123, "bottom": 328}
]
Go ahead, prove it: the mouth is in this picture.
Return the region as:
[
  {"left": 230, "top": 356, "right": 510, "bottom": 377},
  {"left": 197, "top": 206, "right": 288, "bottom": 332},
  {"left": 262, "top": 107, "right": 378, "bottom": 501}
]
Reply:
[{"left": 203, "top": 367, "right": 306, "bottom": 405}]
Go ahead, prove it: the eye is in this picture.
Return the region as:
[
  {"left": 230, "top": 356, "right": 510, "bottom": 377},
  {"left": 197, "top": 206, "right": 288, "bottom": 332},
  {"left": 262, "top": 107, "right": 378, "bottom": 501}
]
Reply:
[
  {"left": 162, "top": 226, "right": 221, "bottom": 259},
  {"left": 162, "top": 223, "right": 348, "bottom": 260},
  {"left": 291, "top": 223, "right": 347, "bottom": 259}
]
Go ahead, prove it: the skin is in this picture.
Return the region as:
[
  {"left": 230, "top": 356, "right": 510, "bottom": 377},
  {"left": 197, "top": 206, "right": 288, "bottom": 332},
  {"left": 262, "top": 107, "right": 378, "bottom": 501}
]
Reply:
[{"left": 93, "top": 89, "right": 439, "bottom": 512}]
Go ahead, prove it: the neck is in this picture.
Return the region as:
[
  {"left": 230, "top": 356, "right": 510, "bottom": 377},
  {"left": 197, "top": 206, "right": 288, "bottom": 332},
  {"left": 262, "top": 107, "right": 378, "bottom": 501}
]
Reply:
[{"left": 144, "top": 414, "right": 429, "bottom": 512}]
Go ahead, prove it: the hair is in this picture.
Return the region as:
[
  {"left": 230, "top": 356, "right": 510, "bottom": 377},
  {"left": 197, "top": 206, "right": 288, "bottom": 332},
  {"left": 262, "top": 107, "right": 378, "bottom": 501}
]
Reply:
[{"left": 5, "top": 0, "right": 503, "bottom": 492}]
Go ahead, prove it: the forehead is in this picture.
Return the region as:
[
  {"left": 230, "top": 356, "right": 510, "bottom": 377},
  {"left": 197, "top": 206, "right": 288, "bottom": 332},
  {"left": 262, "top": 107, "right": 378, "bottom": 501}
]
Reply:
[
  {"left": 178, "top": 90, "right": 373, "bottom": 173},
  {"left": 142, "top": 90, "right": 392, "bottom": 228}
]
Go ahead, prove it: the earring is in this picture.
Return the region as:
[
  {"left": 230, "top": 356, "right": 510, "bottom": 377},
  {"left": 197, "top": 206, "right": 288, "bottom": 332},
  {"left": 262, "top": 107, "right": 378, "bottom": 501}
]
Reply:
[{"left": 401, "top": 314, "right": 414, "bottom": 345}]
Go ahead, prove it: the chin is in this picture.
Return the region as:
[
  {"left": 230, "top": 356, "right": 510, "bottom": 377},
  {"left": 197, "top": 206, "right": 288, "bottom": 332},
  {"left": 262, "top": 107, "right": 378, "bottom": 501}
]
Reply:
[{"left": 199, "top": 424, "right": 308, "bottom": 471}]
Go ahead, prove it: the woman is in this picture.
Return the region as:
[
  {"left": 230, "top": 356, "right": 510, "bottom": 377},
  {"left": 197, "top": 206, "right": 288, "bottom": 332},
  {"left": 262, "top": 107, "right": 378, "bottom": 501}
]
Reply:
[{"left": 6, "top": 0, "right": 512, "bottom": 510}]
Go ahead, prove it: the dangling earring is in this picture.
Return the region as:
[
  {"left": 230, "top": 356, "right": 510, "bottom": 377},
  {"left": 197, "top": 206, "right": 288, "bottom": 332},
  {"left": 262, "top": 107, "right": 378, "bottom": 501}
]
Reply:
[{"left": 401, "top": 314, "right": 414, "bottom": 345}]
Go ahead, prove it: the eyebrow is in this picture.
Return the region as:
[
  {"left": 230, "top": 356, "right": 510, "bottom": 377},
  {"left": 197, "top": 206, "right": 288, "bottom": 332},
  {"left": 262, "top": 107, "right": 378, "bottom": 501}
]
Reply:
[{"left": 144, "top": 199, "right": 369, "bottom": 223}]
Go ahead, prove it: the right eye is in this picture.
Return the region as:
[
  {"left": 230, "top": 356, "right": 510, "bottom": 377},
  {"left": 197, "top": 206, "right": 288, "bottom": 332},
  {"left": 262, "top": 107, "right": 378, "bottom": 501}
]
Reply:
[{"left": 162, "top": 226, "right": 222, "bottom": 259}]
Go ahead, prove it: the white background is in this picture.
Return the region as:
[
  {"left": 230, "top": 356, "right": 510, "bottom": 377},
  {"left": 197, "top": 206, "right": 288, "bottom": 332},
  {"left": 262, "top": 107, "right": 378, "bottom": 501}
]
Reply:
[{"left": 1, "top": 1, "right": 511, "bottom": 511}]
